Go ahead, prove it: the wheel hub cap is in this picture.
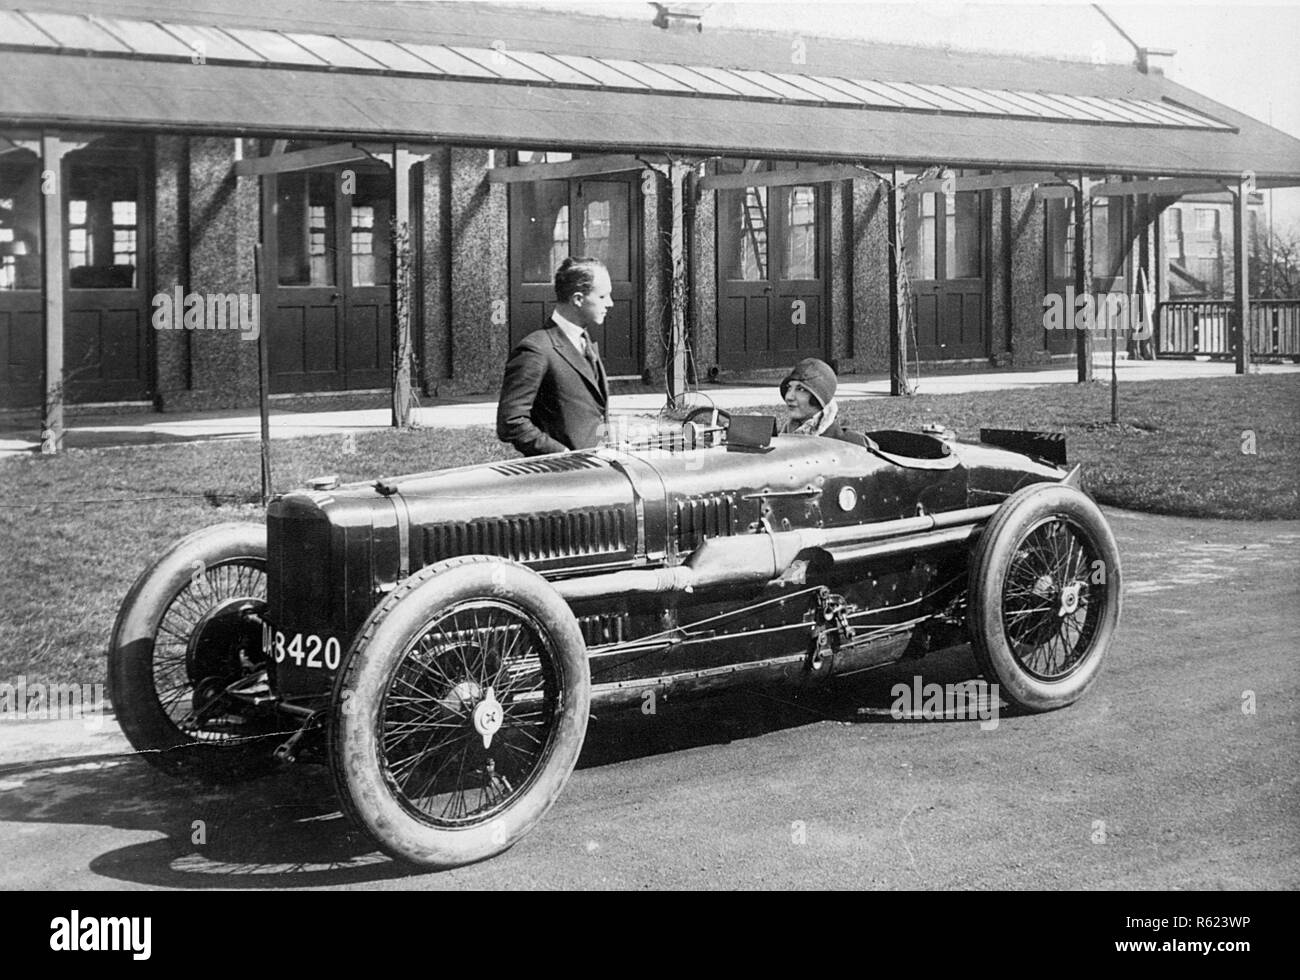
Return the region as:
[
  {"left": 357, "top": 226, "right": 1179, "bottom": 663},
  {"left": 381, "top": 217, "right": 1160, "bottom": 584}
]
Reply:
[
  {"left": 1058, "top": 582, "right": 1082, "bottom": 616},
  {"left": 472, "top": 687, "right": 504, "bottom": 749}
]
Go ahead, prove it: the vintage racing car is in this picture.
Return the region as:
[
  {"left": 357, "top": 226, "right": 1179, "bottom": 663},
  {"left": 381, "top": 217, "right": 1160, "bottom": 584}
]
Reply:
[{"left": 108, "top": 414, "right": 1121, "bottom": 869}]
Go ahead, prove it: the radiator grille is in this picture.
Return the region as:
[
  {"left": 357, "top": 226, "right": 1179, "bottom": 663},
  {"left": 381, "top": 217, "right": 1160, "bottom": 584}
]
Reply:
[
  {"left": 674, "top": 494, "right": 735, "bottom": 552},
  {"left": 424, "top": 507, "right": 629, "bottom": 563}
]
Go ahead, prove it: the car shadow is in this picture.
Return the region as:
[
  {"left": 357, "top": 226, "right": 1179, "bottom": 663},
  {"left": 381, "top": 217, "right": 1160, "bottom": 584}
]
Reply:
[
  {"left": 578, "top": 644, "right": 1014, "bottom": 765},
  {"left": 0, "top": 752, "right": 406, "bottom": 888},
  {"left": 0, "top": 647, "right": 1002, "bottom": 887}
]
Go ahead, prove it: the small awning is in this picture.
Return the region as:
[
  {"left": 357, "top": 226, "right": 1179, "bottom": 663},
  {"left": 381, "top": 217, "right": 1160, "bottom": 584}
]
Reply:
[{"left": 1, "top": 6, "right": 1298, "bottom": 180}]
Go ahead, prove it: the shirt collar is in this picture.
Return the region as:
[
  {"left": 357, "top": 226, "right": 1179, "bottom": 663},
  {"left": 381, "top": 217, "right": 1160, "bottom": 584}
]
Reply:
[{"left": 550, "top": 310, "right": 587, "bottom": 351}]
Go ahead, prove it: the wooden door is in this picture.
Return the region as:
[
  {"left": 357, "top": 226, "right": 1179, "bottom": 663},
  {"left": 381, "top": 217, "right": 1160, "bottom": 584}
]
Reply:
[
  {"left": 717, "top": 183, "right": 772, "bottom": 368},
  {"left": 508, "top": 179, "right": 569, "bottom": 352},
  {"left": 341, "top": 169, "right": 392, "bottom": 389},
  {"left": 716, "top": 162, "right": 827, "bottom": 370},
  {"left": 908, "top": 188, "right": 987, "bottom": 360},
  {"left": 572, "top": 179, "right": 638, "bottom": 376},
  {"left": 1044, "top": 195, "right": 1076, "bottom": 354},
  {"left": 0, "top": 142, "right": 43, "bottom": 409},
  {"left": 775, "top": 185, "right": 825, "bottom": 361},
  {"left": 267, "top": 166, "right": 392, "bottom": 393},
  {"left": 268, "top": 170, "right": 345, "bottom": 393},
  {"left": 64, "top": 143, "right": 152, "bottom": 403},
  {"left": 508, "top": 174, "right": 641, "bottom": 377},
  {"left": 1090, "top": 196, "right": 1131, "bottom": 339}
]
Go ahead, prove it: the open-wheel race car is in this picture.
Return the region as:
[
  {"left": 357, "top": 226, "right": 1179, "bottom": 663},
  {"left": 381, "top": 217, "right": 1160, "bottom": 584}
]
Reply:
[{"left": 109, "top": 413, "right": 1121, "bottom": 870}]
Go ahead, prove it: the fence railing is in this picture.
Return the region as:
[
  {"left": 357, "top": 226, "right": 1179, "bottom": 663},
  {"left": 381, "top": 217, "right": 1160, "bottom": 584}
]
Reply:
[{"left": 1158, "top": 300, "right": 1300, "bottom": 358}]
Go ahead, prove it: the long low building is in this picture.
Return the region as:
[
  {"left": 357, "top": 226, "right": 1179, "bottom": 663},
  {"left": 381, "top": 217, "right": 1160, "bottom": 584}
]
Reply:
[{"left": 1, "top": 0, "right": 1298, "bottom": 427}]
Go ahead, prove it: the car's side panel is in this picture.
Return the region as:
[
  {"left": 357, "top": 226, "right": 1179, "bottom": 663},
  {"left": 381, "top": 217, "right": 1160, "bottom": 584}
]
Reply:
[
  {"left": 264, "top": 431, "right": 1064, "bottom": 705},
  {"left": 950, "top": 442, "right": 1069, "bottom": 505}
]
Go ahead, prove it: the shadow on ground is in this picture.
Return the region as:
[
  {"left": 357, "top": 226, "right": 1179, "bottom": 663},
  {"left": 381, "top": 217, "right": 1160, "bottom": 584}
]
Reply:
[
  {"left": 0, "top": 648, "right": 991, "bottom": 888},
  {"left": 0, "top": 429, "right": 255, "bottom": 454}
]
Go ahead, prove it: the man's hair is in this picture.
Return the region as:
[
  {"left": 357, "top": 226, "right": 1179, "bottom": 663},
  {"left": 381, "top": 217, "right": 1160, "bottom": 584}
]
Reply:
[{"left": 554, "top": 256, "right": 606, "bottom": 303}]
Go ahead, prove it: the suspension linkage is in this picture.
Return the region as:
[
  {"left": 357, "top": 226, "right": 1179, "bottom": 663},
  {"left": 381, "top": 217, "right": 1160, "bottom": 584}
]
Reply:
[{"left": 273, "top": 707, "right": 322, "bottom": 764}]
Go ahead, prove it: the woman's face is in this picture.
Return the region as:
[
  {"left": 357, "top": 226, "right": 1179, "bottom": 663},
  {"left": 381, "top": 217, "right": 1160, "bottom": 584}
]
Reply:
[{"left": 784, "top": 380, "right": 818, "bottom": 422}]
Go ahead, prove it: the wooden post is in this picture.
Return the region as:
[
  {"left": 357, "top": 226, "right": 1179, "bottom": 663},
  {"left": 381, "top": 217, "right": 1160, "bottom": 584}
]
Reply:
[
  {"left": 887, "top": 173, "right": 906, "bottom": 396},
  {"left": 254, "top": 243, "right": 273, "bottom": 504},
  {"left": 1232, "top": 176, "right": 1251, "bottom": 375},
  {"left": 668, "top": 161, "right": 687, "bottom": 406},
  {"left": 39, "top": 133, "right": 66, "bottom": 454},
  {"left": 1110, "top": 189, "right": 1131, "bottom": 421},
  {"left": 1073, "top": 175, "right": 1095, "bottom": 382},
  {"left": 1134, "top": 193, "right": 1150, "bottom": 359},
  {"left": 392, "top": 144, "right": 414, "bottom": 427},
  {"left": 1110, "top": 308, "right": 1119, "bottom": 423},
  {"left": 1153, "top": 197, "right": 1167, "bottom": 357}
]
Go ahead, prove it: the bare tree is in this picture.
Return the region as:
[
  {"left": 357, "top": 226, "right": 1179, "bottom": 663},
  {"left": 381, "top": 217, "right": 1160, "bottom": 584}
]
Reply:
[{"left": 1252, "top": 221, "right": 1300, "bottom": 299}]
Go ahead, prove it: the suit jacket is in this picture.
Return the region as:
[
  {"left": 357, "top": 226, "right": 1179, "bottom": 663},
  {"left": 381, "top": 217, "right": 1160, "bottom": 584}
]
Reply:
[
  {"left": 497, "top": 316, "right": 609, "bottom": 456},
  {"left": 779, "top": 414, "right": 869, "bottom": 448},
  {"left": 821, "top": 419, "right": 870, "bottom": 448}
]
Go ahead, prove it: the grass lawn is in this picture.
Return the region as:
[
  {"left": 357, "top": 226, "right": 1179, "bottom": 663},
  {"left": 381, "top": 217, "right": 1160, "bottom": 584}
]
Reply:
[
  {"left": 831, "top": 374, "right": 1299, "bottom": 521},
  {"left": 0, "top": 374, "right": 1295, "bottom": 685}
]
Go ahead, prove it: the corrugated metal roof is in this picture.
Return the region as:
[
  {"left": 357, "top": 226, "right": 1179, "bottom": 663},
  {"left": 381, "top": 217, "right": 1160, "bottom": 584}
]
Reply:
[
  {"left": 0, "top": 8, "right": 1234, "bottom": 130},
  {"left": 0, "top": 4, "right": 1298, "bottom": 178},
  {"left": 3, "top": 52, "right": 1299, "bottom": 180},
  {"left": 0, "top": 0, "right": 1199, "bottom": 94}
]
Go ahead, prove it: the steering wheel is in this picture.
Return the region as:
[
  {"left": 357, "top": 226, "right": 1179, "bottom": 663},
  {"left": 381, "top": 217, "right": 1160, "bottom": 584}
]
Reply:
[{"left": 683, "top": 406, "right": 731, "bottom": 430}]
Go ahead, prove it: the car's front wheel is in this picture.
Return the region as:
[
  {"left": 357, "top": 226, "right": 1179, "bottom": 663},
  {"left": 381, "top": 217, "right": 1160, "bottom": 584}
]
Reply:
[
  {"left": 329, "top": 556, "right": 590, "bottom": 870},
  {"left": 108, "top": 522, "right": 278, "bottom": 779},
  {"left": 967, "top": 483, "right": 1122, "bottom": 712}
]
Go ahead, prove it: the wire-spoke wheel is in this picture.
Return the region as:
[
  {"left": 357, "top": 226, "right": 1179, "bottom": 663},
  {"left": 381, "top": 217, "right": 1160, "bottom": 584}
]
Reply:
[
  {"left": 330, "top": 557, "right": 589, "bottom": 870},
  {"left": 968, "top": 483, "right": 1121, "bottom": 712},
  {"left": 109, "top": 523, "right": 279, "bottom": 779}
]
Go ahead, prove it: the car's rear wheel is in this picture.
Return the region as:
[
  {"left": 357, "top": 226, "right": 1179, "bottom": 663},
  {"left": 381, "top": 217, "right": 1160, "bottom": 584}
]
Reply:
[
  {"left": 108, "top": 522, "right": 279, "bottom": 779},
  {"left": 968, "top": 483, "right": 1122, "bottom": 712},
  {"left": 329, "top": 556, "right": 590, "bottom": 870}
]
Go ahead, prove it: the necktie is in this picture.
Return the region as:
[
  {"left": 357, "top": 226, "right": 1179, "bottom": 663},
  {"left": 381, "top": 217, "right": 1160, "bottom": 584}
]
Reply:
[
  {"left": 581, "top": 330, "right": 607, "bottom": 404},
  {"left": 580, "top": 331, "right": 600, "bottom": 374}
]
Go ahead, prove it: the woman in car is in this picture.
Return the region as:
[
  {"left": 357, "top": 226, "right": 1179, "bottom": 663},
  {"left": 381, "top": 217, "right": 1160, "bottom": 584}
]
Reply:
[{"left": 779, "top": 358, "right": 868, "bottom": 447}]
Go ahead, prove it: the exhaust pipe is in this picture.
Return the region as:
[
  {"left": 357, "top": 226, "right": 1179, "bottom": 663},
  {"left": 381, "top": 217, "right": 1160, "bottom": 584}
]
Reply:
[{"left": 554, "top": 505, "right": 997, "bottom": 602}]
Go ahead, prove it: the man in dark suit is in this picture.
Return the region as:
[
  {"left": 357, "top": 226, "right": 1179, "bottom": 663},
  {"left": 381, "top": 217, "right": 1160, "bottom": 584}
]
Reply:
[{"left": 497, "top": 256, "right": 612, "bottom": 456}]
